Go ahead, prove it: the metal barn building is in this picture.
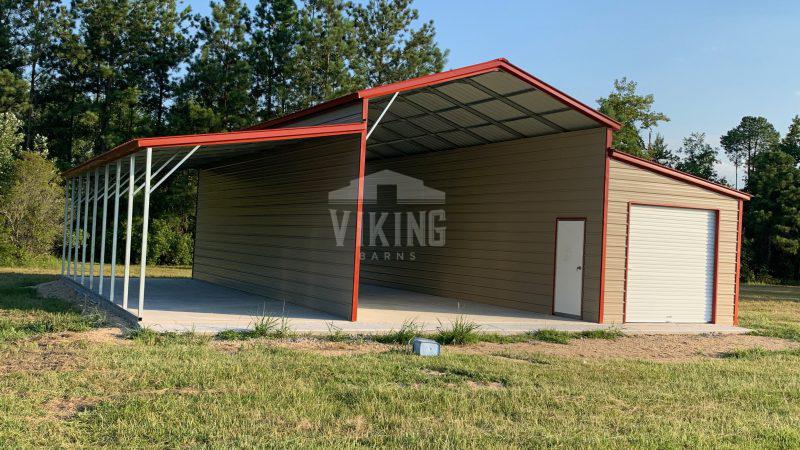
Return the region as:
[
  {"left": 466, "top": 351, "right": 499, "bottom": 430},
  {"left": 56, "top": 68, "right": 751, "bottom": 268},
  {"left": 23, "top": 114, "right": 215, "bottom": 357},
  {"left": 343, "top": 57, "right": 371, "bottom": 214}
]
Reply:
[{"left": 60, "top": 59, "right": 750, "bottom": 331}]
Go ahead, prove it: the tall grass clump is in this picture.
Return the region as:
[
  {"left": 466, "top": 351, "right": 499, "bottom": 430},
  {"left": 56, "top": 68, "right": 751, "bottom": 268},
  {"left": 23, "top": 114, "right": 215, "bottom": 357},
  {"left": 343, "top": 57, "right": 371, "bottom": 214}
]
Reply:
[
  {"left": 374, "top": 319, "right": 423, "bottom": 344},
  {"left": 435, "top": 316, "right": 480, "bottom": 345}
]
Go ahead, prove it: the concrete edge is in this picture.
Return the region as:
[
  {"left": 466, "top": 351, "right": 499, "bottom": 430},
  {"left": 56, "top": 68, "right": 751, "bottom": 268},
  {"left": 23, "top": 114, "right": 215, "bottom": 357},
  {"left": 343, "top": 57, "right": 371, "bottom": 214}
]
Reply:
[{"left": 36, "top": 277, "right": 140, "bottom": 329}]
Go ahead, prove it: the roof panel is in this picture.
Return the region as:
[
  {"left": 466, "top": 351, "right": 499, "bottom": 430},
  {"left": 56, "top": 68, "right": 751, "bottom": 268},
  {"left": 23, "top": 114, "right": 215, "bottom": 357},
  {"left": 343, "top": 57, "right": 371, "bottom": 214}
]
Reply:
[
  {"left": 437, "top": 108, "right": 486, "bottom": 127},
  {"left": 406, "top": 92, "right": 455, "bottom": 111},
  {"left": 469, "top": 100, "right": 525, "bottom": 121},
  {"left": 507, "top": 90, "right": 567, "bottom": 114},
  {"left": 382, "top": 120, "right": 426, "bottom": 138},
  {"left": 543, "top": 109, "right": 599, "bottom": 130},
  {"left": 407, "top": 115, "right": 456, "bottom": 133},
  {"left": 412, "top": 134, "right": 452, "bottom": 151},
  {"left": 504, "top": 117, "right": 558, "bottom": 137},
  {"left": 438, "top": 130, "right": 483, "bottom": 147},
  {"left": 471, "top": 124, "right": 516, "bottom": 142},
  {"left": 374, "top": 99, "right": 421, "bottom": 118},
  {"left": 471, "top": 70, "right": 532, "bottom": 95},
  {"left": 434, "top": 82, "right": 492, "bottom": 104}
]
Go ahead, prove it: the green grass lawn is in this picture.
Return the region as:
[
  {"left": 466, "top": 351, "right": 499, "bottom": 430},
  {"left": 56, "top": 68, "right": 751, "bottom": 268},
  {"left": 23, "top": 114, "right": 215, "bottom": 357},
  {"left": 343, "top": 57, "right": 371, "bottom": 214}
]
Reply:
[
  {"left": 740, "top": 284, "right": 800, "bottom": 341},
  {"left": 1, "top": 273, "right": 800, "bottom": 447}
]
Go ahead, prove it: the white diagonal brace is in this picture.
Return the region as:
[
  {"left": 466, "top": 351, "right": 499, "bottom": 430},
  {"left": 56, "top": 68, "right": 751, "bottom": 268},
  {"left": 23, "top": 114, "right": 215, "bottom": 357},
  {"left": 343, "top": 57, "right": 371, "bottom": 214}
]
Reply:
[
  {"left": 132, "top": 153, "right": 177, "bottom": 196},
  {"left": 366, "top": 91, "right": 399, "bottom": 141},
  {"left": 149, "top": 145, "right": 200, "bottom": 194}
]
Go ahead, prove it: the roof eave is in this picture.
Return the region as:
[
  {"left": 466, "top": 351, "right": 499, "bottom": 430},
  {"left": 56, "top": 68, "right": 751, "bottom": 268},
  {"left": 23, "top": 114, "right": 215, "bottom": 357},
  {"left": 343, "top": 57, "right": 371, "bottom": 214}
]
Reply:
[
  {"left": 608, "top": 148, "right": 751, "bottom": 201},
  {"left": 62, "top": 123, "right": 365, "bottom": 178}
]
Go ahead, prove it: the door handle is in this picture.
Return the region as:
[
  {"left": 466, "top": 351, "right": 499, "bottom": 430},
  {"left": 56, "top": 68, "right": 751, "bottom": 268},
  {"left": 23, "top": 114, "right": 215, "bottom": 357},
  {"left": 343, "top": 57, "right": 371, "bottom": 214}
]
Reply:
[{"left": 577, "top": 266, "right": 582, "bottom": 270}]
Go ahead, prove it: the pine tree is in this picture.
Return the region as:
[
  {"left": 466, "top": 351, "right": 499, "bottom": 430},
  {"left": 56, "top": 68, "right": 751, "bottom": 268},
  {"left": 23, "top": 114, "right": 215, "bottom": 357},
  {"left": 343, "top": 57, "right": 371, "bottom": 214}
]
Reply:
[
  {"left": 781, "top": 115, "right": 800, "bottom": 165},
  {"left": 349, "top": 0, "right": 446, "bottom": 88},
  {"left": 175, "top": 0, "right": 254, "bottom": 132},
  {"left": 17, "top": 0, "right": 64, "bottom": 147},
  {"left": 250, "top": 0, "right": 298, "bottom": 121},
  {"left": 720, "top": 116, "right": 780, "bottom": 187},
  {"left": 0, "top": 0, "right": 25, "bottom": 74},
  {"left": 745, "top": 149, "right": 800, "bottom": 279},
  {"left": 675, "top": 132, "right": 723, "bottom": 183},
  {"left": 133, "top": 0, "right": 194, "bottom": 134},
  {"left": 648, "top": 134, "right": 678, "bottom": 167},
  {"left": 293, "top": 0, "right": 355, "bottom": 107}
]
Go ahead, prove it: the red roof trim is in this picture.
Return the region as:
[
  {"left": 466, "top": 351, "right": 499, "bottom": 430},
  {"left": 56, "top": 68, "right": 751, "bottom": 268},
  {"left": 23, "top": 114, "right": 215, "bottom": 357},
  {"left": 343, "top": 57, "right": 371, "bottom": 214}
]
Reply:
[
  {"left": 357, "top": 59, "right": 503, "bottom": 99},
  {"left": 245, "top": 58, "right": 621, "bottom": 132},
  {"left": 243, "top": 93, "right": 361, "bottom": 131},
  {"left": 62, "top": 123, "right": 364, "bottom": 178},
  {"left": 608, "top": 149, "right": 751, "bottom": 201},
  {"left": 359, "top": 58, "right": 621, "bottom": 131}
]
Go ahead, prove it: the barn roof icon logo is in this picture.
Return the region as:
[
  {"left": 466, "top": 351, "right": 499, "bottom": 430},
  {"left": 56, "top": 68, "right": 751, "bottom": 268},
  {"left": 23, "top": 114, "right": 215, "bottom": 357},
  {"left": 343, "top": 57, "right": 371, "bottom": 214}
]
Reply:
[{"left": 328, "top": 169, "right": 445, "bottom": 205}]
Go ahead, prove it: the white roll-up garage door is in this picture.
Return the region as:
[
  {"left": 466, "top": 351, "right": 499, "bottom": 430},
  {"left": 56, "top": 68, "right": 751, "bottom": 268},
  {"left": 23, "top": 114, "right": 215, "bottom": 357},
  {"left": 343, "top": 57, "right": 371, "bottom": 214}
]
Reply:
[{"left": 626, "top": 204, "right": 716, "bottom": 323}]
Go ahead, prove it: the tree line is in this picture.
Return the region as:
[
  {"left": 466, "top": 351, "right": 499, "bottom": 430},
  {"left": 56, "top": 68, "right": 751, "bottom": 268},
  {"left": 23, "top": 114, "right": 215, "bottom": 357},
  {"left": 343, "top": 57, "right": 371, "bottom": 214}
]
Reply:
[
  {"left": 1, "top": 0, "right": 798, "bottom": 283},
  {"left": 598, "top": 78, "right": 800, "bottom": 282},
  {"left": 0, "top": 0, "right": 446, "bottom": 265}
]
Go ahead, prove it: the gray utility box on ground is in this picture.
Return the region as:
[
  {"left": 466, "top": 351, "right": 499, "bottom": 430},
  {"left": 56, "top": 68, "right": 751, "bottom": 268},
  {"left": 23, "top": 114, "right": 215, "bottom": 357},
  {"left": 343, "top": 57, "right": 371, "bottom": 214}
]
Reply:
[{"left": 411, "top": 338, "right": 440, "bottom": 356}]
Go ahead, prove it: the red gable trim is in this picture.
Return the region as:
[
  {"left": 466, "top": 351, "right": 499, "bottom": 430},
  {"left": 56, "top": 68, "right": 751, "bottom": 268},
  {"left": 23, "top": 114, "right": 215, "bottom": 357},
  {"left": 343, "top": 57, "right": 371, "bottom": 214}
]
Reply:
[
  {"left": 245, "top": 58, "right": 622, "bottom": 132},
  {"left": 62, "top": 123, "right": 364, "bottom": 178},
  {"left": 608, "top": 149, "right": 751, "bottom": 201}
]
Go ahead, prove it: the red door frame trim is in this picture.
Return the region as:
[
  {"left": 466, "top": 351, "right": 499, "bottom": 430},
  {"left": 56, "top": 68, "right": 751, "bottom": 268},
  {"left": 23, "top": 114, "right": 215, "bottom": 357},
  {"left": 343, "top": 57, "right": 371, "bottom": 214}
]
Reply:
[
  {"left": 733, "top": 200, "right": 743, "bottom": 325},
  {"left": 551, "top": 217, "right": 587, "bottom": 320},
  {"left": 350, "top": 98, "right": 369, "bottom": 321},
  {"left": 622, "top": 202, "right": 720, "bottom": 324}
]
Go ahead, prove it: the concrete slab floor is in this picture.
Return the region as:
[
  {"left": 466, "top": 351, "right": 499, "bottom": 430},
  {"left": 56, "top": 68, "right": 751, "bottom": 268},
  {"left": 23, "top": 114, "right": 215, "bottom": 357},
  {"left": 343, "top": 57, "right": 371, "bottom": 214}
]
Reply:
[{"left": 78, "top": 277, "right": 747, "bottom": 335}]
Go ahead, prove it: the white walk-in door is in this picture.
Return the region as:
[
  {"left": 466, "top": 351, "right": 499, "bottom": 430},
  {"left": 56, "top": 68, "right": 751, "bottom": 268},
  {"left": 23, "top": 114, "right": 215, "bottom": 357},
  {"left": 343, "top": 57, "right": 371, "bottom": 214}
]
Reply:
[
  {"left": 626, "top": 205, "right": 716, "bottom": 323},
  {"left": 554, "top": 219, "right": 585, "bottom": 317}
]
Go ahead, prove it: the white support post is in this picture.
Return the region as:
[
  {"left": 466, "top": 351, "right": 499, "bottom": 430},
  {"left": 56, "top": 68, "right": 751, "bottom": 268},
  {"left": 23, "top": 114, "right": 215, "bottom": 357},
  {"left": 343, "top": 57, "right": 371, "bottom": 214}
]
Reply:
[
  {"left": 122, "top": 156, "right": 135, "bottom": 309},
  {"left": 62, "top": 179, "right": 71, "bottom": 276},
  {"left": 89, "top": 169, "right": 99, "bottom": 289},
  {"left": 110, "top": 160, "right": 121, "bottom": 303},
  {"left": 73, "top": 176, "right": 81, "bottom": 280},
  {"left": 81, "top": 173, "right": 89, "bottom": 284},
  {"left": 138, "top": 148, "right": 152, "bottom": 318},
  {"left": 99, "top": 165, "right": 109, "bottom": 295}
]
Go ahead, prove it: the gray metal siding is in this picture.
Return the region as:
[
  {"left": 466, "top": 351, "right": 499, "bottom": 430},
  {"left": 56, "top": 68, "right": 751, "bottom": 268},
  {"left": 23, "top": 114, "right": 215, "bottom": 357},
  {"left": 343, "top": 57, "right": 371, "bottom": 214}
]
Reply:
[
  {"left": 361, "top": 128, "right": 607, "bottom": 319},
  {"left": 193, "top": 136, "right": 361, "bottom": 318}
]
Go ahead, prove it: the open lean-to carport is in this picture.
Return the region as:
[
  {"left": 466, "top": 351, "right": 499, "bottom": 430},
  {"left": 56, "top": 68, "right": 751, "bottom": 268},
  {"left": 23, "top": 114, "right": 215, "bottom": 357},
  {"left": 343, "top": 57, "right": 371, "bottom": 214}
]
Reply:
[{"left": 60, "top": 58, "right": 749, "bottom": 332}]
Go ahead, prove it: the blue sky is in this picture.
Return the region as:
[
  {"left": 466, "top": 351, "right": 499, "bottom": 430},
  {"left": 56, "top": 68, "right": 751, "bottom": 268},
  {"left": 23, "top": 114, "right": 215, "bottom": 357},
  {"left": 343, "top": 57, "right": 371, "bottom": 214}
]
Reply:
[{"left": 187, "top": 0, "right": 800, "bottom": 184}]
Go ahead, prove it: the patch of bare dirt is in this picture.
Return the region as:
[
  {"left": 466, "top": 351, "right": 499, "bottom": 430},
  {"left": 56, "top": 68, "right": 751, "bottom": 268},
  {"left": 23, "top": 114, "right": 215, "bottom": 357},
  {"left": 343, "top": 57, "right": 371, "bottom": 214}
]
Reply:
[
  {"left": 43, "top": 397, "right": 97, "bottom": 420},
  {"left": 453, "top": 334, "right": 800, "bottom": 362},
  {"left": 214, "top": 334, "right": 799, "bottom": 361},
  {"left": 211, "top": 337, "right": 395, "bottom": 356},
  {"left": 0, "top": 328, "right": 127, "bottom": 374},
  {"left": 0, "top": 337, "right": 81, "bottom": 374}
]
